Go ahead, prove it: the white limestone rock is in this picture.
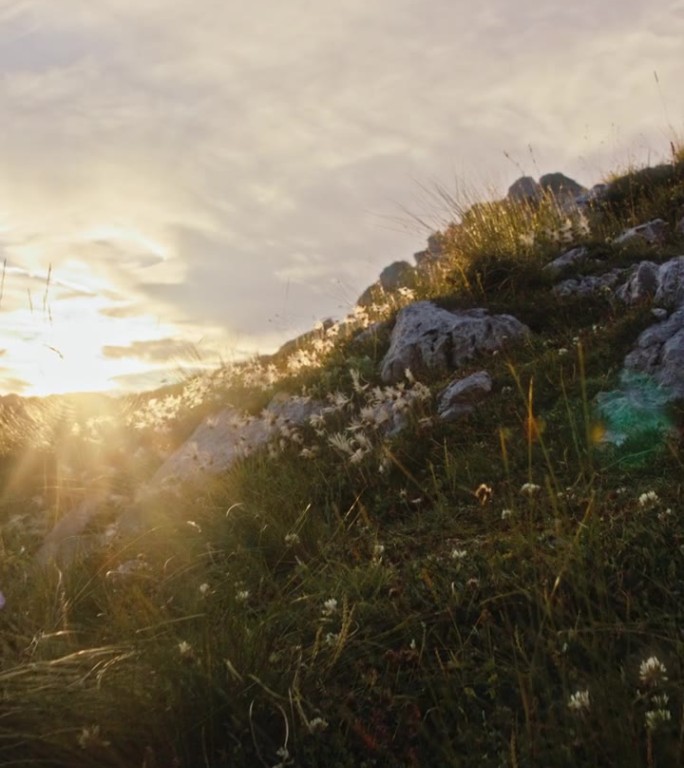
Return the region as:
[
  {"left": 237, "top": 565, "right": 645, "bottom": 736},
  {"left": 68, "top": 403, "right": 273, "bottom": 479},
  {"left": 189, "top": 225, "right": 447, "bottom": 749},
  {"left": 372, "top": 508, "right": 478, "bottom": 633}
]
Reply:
[
  {"left": 380, "top": 301, "right": 529, "bottom": 384},
  {"left": 437, "top": 371, "right": 493, "bottom": 421}
]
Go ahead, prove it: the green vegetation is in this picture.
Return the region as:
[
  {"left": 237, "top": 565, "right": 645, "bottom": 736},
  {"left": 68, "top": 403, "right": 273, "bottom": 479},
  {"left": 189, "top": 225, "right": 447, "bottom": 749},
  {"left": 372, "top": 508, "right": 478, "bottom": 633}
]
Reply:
[{"left": 1, "top": 154, "right": 684, "bottom": 767}]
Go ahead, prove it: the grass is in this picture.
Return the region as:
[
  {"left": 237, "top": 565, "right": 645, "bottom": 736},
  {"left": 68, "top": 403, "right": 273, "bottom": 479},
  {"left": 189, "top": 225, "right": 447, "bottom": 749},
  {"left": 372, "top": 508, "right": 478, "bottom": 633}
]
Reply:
[{"left": 1, "top": 152, "right": 684, "bottom": 766}]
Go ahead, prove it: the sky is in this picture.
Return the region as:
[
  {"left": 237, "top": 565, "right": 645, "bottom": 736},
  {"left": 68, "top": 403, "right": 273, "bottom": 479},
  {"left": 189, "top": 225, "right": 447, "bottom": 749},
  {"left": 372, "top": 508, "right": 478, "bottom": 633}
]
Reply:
[{"left": 0, "top": 0, "right": 682, "bottom": 396}]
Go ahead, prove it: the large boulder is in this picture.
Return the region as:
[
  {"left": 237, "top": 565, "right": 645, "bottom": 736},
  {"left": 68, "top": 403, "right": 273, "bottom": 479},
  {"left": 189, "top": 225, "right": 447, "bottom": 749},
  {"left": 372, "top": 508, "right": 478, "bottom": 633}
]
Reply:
[{"left": 380, "top": 301, "right": 529, "bottom": 384}]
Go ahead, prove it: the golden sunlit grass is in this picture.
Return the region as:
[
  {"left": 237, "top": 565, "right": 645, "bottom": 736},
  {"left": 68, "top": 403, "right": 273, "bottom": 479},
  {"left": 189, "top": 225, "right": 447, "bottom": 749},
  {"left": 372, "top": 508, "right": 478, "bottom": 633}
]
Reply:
[{"left": 1, "top": 152, "right": 684, "bottom": 766}]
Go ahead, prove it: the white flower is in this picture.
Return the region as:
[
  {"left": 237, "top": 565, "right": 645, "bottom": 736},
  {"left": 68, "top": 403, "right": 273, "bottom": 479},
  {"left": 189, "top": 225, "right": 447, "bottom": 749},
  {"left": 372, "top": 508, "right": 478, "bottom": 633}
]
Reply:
[
  {"left": 638, "top": 491, "right": 659, "bottom": 507},
  {"left": 77, "top": 725, "right": 110, "bottom": 750},
  {"left": 324, "top": 632, "right": 339, "bottom": 646},
  {"left": 236, "top": 590, "right": 250, "bottom": 603},
  {"left": 645, "top": 708, "right": 671, "bottom": 731},
  {"left": 501, "top": 509, "right": 513, "bottom": 520},
  {"left": 178, "top": 640, "right": 194, "bottom": 659},
  {"left": 640, "top": 656, "right": 668, "bottom": 686},
  {"left": 372, "top": 544, "right": 385, "bottom": 561},
  {"left": 450, "top": 549, "right": 467, "bottom": 561},
  {"left": 284, "top": 532, "right": 301, "bottom": 547},
  {"left": 567, "top": 689, "right": 590, "bottom": 713},
  {"left": 520, "top": 482, "right": 541, "bottom": 495},
  {"left": 321, "top": 598, "right": 338, "bottom": 617},
  {"left": 199, "top": 583, "right": 210, "bottom": 596},
  {"left": 308, "top": 717, "right": 329, "bottom": 733}
]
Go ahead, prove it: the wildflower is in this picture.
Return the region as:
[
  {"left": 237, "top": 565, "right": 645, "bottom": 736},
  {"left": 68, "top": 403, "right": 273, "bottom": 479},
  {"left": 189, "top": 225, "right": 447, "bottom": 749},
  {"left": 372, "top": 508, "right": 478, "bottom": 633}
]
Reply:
[
  {"left": 640, "top": 656, "right": 668, "bottom": 687},
  {"left": 308, "top": 716, "right": 329, "bottom": 733},
  {"left": 638, "top": 490, "right": 659, "bottom": 507},
  {"left": 236, "top": 590, "right": 250, "bottom": 603},
  {"left": 501, "top": 509, "right": 513, "bottom": 520},
  {"left": 328, "top": 432, "right": 354, "bottom": 455},
  {"left": 178, "top": 640, "right": 194, "bottom": 659},
  {"left": 450, "top": 549, "right": 467, "bottom": 561},
  {"left": 324, "top": 632, "right": 339, "bottom": 646},
  {"left": 520, "top": 482, "right": 541, "bottom": 495},
  {"left": 199, "top": 583, "right": 210, "bottom": 596},
  {"left": 567, "top": 689, "right": 591, "bottom": 713},
  {"left": 475, "top": 483, "right": 493, "bottom": 505},
  {"left": 284, "top": 532, "right": 301, "bottom": 547},
  {"left": 645, "top": 708, "right": 671, "bottom": 731},
  {"left": 350, "top": 368, "right": 367, "bottom": 393},
  {"left": 558, "top": 348, "right": 569, "bottom": 356},
  {"left": 77, "top": 725, "right": 110, "bottom": 750},
  {"left": 321, "top": 598, "right": 338, "bottom": 617}
]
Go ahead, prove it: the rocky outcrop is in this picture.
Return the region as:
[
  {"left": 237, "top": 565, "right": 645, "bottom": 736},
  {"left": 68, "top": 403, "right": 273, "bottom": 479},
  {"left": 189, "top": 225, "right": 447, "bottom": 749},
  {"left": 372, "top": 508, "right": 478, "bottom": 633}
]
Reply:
[
  {"left": 357, "top": 260, "right": 417, "bottom": 307},
  {"left": 145, "top": 395, "right": 323, "bottom": 491},
  {"left": 623, "top": 307, "right": 684, "bottom": 399},
  {"left": 507, "top": 176, "right": 541, "bottom": 203},
  {"left": 506, "top": 172, "right": 588, "bottom": 211},
  {"left": 380, "top": 302, "right": 529, "bottom": 384}
]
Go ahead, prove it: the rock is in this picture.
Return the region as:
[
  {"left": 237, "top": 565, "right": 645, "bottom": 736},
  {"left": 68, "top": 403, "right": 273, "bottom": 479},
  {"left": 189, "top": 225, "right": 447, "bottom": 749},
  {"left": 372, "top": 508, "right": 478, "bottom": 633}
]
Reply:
[
  {"left": 146, "top": 395, "right": 323, "bottom": 491},
  {"left": 37, "top": 394, "right": 326, "bottom": 565},
  {"left": 276, "top": 319, "right": 335, "bottom": 359},
  {"left": 553, "top": 270, "right": 624, "bottom": 299},
  {"left": 614, "top": 261, "right": 659, "bottom": 303},
  {"left": 575, "top": 183, "right": 608, "bottom": 206},
  {"left": 507, "top": 176, "right": 541, "bottom": 203},
  {"left": 414, "top": 234, "right": 445, "bottom": 267},
  {"left": 437, "top": 371, "right": 492, "bottom": 421},
  {"left": 35, "top": 490, "right": 116, "bottom": 566},
  {"left": 653, "top": 256, "right": 684, "bottom": 307},
  {"left": 356, "top": 261, "right": 416, "bottom": 307},
  {"left": 544, "top": 246, "right": 590, "bottom": 274},
  {"left": 614, "top": 218, "right": 668, "bottom": 246},
  {"left": 623, "top": 306, "right": 684, "bottom": 399},
  {"left": 380, "top": 301, "right": 529, "bottom": 384},
  {"left": 539, "top": 172, "right": 587, "bottom": 201},
  {"left": 379, "top": 261, "right": 416, "bottom": 291},
  {"left": 676, "top": 213, "right": 684, "bottom": 237}
]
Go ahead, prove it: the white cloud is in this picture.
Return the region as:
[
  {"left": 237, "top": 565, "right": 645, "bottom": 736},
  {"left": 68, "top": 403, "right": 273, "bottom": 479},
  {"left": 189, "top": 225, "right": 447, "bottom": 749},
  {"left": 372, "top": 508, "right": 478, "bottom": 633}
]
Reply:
[{"left": 0, "top": 0, "right": 682, "bottom": 393}]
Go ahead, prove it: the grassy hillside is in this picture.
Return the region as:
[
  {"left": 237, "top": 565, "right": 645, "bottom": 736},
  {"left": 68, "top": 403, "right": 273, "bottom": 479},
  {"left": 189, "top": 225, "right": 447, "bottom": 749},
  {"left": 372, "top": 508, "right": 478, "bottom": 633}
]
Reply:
[{"left": 1, "top": 153, "right": 684, "bottom": 767}]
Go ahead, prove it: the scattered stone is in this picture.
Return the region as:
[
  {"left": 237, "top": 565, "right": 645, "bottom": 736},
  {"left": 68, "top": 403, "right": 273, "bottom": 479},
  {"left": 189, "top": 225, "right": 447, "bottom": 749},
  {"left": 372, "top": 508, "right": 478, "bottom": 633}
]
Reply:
[
  {"left": 544, "top": 246, "right": 590, "bottom": 275},
  {"left": 553, "top": 270, "right": 624, "bottom": 299},
  {"left": 437, "top": 371, "right": 493, "bottom": 421},
  {"left": 614, "top": 218, "right": 668, "bottom": 246},
  {"left": 380, "top": 301, "right": 529, "bottom": 384}
]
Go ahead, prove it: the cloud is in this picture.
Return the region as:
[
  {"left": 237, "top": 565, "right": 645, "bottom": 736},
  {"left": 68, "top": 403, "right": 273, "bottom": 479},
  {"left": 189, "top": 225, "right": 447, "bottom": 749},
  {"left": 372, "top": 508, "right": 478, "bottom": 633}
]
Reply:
[
  {"left": 0, "top": 0, "right": 682, "bottom": 394},
  {"left": 102, "top": 337, "right": 199, "bottom": 363}
]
